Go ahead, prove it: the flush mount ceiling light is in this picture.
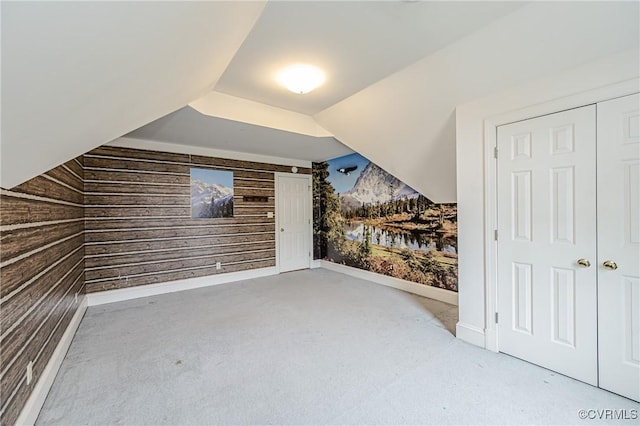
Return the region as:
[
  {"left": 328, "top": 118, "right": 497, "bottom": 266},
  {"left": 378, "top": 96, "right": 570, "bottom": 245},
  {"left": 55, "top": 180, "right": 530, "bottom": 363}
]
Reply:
[{"left": 276, "top": 64, "right": 325, "bottom": 94}]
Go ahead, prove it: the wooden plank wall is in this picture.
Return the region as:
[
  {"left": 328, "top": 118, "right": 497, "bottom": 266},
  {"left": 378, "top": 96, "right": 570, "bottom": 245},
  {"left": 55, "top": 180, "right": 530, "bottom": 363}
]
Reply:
[
  {"left": 84, "top": 146, "right": 310, "bottom": 293},
  {"left": 0, "top": 157, "right": 85, "bottom": 426}
]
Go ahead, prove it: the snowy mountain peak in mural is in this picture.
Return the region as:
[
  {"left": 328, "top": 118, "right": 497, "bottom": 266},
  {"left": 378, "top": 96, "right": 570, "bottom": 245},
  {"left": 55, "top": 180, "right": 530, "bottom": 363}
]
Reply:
[
  {"left": 190, "top": 179, "right": 233, "bottom": 218},
  {"left": 340, "top": 162, "right": 420, "bottom": 210},
  {"left": 190, "top": 168, "right": 234, "bottom": 218}
]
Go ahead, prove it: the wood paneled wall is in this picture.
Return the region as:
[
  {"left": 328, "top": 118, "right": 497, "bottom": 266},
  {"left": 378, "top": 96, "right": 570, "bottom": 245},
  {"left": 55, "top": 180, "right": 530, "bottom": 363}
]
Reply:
[
  {"left": 84, "top": 146, "right": 310, "bottom": 293},
  {"left": 0, "top": 158, "right": 85, "bottom": 426},
  {"left": 0, "top": 145, "right": 310, "bottom": 423}
]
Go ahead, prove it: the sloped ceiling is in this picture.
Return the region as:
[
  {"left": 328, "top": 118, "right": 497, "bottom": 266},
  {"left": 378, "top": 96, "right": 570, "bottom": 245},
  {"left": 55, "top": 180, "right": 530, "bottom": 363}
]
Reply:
[
  {"left": 125, "top": 106, "right": 353, "bottom": 162},
  {"left": 314, "top": 1, "right": 640, "bottom": 202},
  {"left": 214, "top": 0, "right": 525, "bottom": 115},
  {"left": 1, "top": 0, "right": 524, "bottom": 191},
  {"left": 0, "top": 1, "right": 266, "bottom": 188},
  {"left": 2, "top": 1, "right": 638, "bottom": 203}
]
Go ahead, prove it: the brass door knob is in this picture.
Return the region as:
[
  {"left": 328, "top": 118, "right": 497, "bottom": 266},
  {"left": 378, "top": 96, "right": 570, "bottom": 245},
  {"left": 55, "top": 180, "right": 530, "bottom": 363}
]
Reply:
[
  {"left": 577, "top": 258, "right": 591, "bottom": 268},
  {"left": 603, "top": 260, "right": 618, "bottom": 270}
]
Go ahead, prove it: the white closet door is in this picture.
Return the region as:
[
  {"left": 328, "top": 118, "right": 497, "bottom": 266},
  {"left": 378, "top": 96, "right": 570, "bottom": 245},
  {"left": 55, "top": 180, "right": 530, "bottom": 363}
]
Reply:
[
  {"left": 597, "top": 93, "right": 640, "bottom": 401},
  {"left": 497, "top": 105, "right": 598, "bottom": 385}
]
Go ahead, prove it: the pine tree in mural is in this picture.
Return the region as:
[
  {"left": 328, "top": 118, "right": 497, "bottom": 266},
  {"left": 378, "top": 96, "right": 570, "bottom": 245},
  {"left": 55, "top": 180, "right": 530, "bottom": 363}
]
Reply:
[
  {"left": 312, "top": 162, "right": 343, "bottom": 259},
  {"left": 358, "top": 224, "right": 373, "bottom": 268}
]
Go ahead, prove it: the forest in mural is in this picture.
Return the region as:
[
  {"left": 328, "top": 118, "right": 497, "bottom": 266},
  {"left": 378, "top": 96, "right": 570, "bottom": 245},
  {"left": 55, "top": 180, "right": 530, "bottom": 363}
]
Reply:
[{"left": 313, "top": 153, "right": 458, "bottom": 292}]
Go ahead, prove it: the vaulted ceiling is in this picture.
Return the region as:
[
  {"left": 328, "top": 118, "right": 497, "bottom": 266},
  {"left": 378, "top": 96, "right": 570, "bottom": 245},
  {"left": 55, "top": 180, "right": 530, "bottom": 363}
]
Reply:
[
  {"left": 2, "top": 1, "right": 638, "bottom": 202},
  {"left": 214, "top": 1, "right": 524, "bottom": 115},
  {"left": 1, "top": 1, "right": 266, "bottom": 189}
]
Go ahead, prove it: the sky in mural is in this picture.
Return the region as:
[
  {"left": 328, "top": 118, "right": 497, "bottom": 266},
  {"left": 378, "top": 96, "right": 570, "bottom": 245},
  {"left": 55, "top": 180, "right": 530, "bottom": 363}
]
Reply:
[
  {"left": 190, "top": 168, "right": 234, "bottom": 188},
  {"left": 326, "top": 152, "right": 371, "bottom": 193}
]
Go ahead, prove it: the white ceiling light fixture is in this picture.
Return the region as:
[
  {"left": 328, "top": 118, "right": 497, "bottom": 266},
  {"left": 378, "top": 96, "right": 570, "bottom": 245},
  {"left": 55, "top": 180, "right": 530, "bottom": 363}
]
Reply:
[{"left": 276, "top": 64, "right": 325, "bottom": 94}]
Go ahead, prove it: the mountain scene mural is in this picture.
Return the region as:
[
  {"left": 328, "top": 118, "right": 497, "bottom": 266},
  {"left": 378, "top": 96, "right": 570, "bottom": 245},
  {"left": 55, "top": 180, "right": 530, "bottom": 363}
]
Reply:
[
  {"left": 190, "top": 168, "right": 234, "bottom": 218},
  {"left": 313, "top": 153, "right": 458, "bottom": 292}
]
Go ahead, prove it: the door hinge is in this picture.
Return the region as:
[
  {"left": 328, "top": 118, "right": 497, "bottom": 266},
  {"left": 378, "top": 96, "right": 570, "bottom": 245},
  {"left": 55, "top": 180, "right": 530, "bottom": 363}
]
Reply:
[
  {"left": 494, "top": 229, "right": 498, "bottom": 241},
  {"left": 495, "top": 312, "right": 499, "bottom": 324},
  {"left": 493, "top": 147, "right": 498, "bottom": 159}
]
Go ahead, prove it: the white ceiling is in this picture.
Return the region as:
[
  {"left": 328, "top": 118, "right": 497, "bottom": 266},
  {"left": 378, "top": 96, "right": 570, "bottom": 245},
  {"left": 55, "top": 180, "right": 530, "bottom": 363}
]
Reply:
[
  {"left": 2, "top": 1, "right": 638, "bottom": 202},
  {"left": 125, "top": 106, "right": 353, "bottom": 162},
  {"left": 315, "top": 1, "right": 640, "bottom": 202},
  {"left": 125, "top": 0, "right": 526, "bottom": 173},
  {"left": 215, "top": 1, "right": 525, "bottom": 115},
  {"left": 0, "top": 1, "right": 266, "bottom": 188}
]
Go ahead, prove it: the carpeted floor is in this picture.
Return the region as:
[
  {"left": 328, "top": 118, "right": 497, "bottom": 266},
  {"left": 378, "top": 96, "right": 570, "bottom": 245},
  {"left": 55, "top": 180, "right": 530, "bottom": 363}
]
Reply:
[{"left": 37, "top": 268, "right": 638, "bottom": 425}]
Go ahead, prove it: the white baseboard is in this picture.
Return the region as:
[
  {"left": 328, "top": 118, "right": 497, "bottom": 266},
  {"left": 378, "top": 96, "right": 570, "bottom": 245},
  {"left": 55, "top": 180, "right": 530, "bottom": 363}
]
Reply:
[
  {"left": 310, "top": 259, "right": 322, "bottom": 269},
  {"left": 455, "top": 321, "right": 486, "bottom": 348},
  {"left": 86, "top": 267, "right": 278, "bottom": 306},
  {"left": 16, "top": 296, "right": 88, "bottom": 426},
  {"left": 319, "top": 260, "right": 458, "bottom": 306}
]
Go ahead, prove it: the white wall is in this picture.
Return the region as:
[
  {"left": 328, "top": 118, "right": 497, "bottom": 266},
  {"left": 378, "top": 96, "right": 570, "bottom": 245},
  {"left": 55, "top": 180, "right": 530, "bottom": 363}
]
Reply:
[
  {"left": 455, "top": 49, "right": 640, "bottom": 348},
  {"left": 314, "top": 1, "right": 639, "bottom": 203}
]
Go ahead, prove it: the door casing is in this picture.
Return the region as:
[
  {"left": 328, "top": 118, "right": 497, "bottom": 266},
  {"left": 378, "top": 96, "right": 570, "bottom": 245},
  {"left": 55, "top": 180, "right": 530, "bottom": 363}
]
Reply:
[{"left": 481, "top": 81, "right": 640, "bottom": 353}]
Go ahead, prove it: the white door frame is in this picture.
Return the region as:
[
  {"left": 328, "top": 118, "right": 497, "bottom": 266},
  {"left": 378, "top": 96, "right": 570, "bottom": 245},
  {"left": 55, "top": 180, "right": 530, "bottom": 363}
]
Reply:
[
  {"left": 482, "top": 80, "right": 640, "bottom": 352},
  {"left": 274, "top": 172, "right": 313, "bottom": 273}
]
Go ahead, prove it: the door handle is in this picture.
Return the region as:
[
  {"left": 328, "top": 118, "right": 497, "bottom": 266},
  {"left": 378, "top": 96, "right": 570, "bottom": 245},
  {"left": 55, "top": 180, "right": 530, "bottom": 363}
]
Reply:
[
  {"left": 577, "top": 258, "right": 591, "bottom": 268},
  {"left": 280, "top": 228, "right": 284, "bottom": 232},
  {"left": 603, "top": 260, "right": 618, "bottom": 270}
]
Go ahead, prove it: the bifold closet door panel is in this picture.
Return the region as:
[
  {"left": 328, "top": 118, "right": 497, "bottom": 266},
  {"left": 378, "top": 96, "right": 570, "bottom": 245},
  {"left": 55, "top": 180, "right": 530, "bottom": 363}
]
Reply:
[
  {"left": 496, "top": 105, "right": 598, "bottom": 385},
  {"left": 597, "top": 93, "right": 640, "bottom": 402}
]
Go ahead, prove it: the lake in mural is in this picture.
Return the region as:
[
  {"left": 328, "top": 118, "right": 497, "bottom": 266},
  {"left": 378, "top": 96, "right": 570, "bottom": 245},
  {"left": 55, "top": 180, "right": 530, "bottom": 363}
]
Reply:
[{"left": 313, "top": 153, "right": 458, "bottom": 292}]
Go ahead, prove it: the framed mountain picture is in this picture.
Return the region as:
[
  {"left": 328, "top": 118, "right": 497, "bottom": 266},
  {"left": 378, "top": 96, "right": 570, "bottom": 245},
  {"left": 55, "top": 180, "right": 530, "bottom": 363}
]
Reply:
[{"left": 190, "top": 168, "right": 234, "bottom": 218}]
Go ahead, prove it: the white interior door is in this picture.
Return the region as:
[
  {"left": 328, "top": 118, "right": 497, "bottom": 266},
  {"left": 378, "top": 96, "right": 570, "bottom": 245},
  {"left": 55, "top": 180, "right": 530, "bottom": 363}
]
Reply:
[
  {"left": 277, "top": 174, "right": 311, "bottom": 273},
  {"left": 597, "top": 93, "right": 640, "bottom": 401},
  {"left": 497, "top": 105, "right": 598, "bottom": 385}
]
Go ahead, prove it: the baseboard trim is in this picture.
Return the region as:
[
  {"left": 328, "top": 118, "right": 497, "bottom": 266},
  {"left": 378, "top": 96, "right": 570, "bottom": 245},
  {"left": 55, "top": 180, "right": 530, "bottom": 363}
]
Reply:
[
  {"left": 319, "top": 260, "right": 458, "bottom": 305},
  {"left": 86, "top": 267, "right": 279, "bottom": 306},
  {"left": 455, "top": 321, "right": 486, "bottom": 348},
  {"left": 16, "top": 296, "right": 88, "bottom": 426},
  {"left": 310, "top": 259, "right": 322, "bottom": 269}
]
